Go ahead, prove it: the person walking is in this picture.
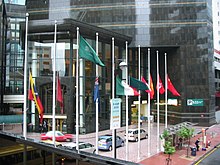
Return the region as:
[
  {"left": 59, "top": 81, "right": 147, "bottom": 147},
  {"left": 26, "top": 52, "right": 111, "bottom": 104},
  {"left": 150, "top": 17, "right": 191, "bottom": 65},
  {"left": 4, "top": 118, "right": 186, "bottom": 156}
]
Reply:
[{"left": 195, "top": 138, "right": 200, "bottom": 151}]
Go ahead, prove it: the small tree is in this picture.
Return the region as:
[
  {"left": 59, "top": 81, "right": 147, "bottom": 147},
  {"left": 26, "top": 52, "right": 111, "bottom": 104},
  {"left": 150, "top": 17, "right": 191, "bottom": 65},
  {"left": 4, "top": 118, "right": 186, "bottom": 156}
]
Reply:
[
  {"left": 161, "top": 130, "right": 176, "bottom": 165},
  {"left": 177, "top": 126, "right": 194, "bottom": 157}
]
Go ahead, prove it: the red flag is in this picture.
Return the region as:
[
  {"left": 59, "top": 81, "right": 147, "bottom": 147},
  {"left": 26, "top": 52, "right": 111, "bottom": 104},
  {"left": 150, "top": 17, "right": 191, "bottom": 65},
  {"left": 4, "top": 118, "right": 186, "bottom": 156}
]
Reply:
[
  {"left": 57, "top": 74, "right": 63, "bottom": 114},
  {"left": 167, "top": 75, "right": 180, "bottom": 96},
  {"left": 157, "top": 75, "right": 165, "bottom": 94}
]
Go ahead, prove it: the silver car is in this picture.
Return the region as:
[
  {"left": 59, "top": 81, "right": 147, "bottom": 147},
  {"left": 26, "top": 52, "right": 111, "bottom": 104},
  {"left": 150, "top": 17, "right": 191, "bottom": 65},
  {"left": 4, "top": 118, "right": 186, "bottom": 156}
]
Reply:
[
  {"left": 63, "top": 142, "right": 96, "bottom": 153},
  {"left": 124, "top": 128, "right": 148, "bottom": 142}
]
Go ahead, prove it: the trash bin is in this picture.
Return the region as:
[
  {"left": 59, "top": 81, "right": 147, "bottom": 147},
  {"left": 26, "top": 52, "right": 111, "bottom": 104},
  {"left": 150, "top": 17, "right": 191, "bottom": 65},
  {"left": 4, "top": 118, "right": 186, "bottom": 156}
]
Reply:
[{"left": 191, "top": 147, "right": 196, "bottom": 156}]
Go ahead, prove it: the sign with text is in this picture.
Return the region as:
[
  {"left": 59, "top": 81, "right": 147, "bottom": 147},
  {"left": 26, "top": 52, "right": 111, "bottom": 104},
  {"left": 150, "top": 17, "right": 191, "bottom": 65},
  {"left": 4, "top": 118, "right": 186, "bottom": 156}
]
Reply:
[
  {"left": 187, "top": 99, "right": 204, "bottom": 106},
  {"left": 110, "top": 98, "right": 121, "bottom": 130}
]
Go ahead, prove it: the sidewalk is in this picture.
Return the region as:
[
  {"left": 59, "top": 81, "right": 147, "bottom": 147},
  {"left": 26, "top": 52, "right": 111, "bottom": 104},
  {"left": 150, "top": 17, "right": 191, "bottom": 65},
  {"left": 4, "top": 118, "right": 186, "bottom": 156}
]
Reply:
[
  {"left": 3, "top": 122, "right": 220, "bottom": 164},
  {"left": 139, "top": 123, "right": 220, "bottom": 165}
]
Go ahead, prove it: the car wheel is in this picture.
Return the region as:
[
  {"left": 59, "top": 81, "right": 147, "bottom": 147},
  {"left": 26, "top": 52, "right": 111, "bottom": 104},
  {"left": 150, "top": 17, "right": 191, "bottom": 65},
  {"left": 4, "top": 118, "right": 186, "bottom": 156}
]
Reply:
[
  {"left": 109, "top": 145, "right": 112, "bottom": 151},
  {"left": 135, "top": 137, "right": 138, "bottom": 142},
  {"left": 121, "top": 141, "right": 124, "bottom": 147}
]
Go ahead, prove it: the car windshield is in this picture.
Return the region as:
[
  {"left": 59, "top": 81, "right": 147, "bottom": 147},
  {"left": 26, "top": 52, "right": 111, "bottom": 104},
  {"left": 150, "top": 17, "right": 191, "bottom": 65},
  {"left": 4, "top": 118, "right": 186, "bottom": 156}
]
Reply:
[
  {"left": 128, "top": 130, "right": 134, "bottom": 134},
  {"left": 46, "top": 132, "right": 53, "bottom": 136},
  {"left": 99, "top": 136, "right": 111, "bottom": 142},
  {"left": 46, "top": 131, "right": 64, "bottom": 136},
  {"left": 99, "top": 138, "right": 107, "bottom": 142},
  {"left": 56, "top": 132, "right": 64, "bottom": 136}
]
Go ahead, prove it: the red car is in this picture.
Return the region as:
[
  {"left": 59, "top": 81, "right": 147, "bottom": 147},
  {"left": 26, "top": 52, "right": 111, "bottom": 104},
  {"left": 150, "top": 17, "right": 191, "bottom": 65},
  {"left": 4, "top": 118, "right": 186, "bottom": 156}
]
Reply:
[{"left": 41, "top": 131, "right": 73, "bottom": 142}]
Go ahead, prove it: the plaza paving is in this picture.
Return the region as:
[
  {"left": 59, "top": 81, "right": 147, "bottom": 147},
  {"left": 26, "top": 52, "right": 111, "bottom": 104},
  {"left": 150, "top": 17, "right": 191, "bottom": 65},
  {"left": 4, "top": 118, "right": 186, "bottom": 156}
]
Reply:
[{"left": 2, "top": 122, "right": 220, "bottom": 165}]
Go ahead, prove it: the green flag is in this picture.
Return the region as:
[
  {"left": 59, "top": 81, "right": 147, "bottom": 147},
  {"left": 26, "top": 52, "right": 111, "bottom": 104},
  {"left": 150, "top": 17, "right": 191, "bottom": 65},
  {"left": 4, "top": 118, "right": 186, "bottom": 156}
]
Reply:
[
  {"left": 130, "top": 76, "right": 150, "bottom": 91},
  {"left": 116, "top": 76, "right": 139, "bottom": 96},
  {"left": 79, "top": 35, "right": 105, "bottom": 67}
]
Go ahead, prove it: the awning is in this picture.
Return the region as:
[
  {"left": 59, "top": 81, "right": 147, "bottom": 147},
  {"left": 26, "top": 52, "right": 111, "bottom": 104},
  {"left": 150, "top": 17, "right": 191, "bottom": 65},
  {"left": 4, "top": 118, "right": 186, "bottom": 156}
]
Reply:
[{"left": 164, "top": 122, "right": 197, "bottom": 135}]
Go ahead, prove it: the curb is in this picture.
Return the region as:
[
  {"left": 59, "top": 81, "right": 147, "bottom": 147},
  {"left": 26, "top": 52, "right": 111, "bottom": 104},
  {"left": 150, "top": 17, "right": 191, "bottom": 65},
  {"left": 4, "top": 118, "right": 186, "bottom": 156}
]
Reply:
[{"left": 191, "top": 142, "right": 220, "bottom": 165}]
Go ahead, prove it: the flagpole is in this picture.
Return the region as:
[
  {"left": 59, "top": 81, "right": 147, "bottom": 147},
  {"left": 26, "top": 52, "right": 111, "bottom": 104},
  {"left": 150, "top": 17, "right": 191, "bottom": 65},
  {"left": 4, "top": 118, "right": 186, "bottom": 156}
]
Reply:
[
  {"left": 125, "top": 41, "right": 129, "bottom": 161},
  {"left": 95, "top": 32, "right": 99, "bottom": 155},
  {"left": 111, "top": 37, "right": 116, "bottom": 158},
  {"left": 76, "top": 27, "right": 79, "bottom": 152},
  {"left": 23, "top": 13, "right": 29, "bottom": 165},
  {"left": 165, "top": 53, "right": 168, "bottom": 128},
  {"left": 156, "top": 50, "right": 160, "bottom": 153},
  {"left": 23, "top": 13, "right": 29, "bottom": 139},
  {"left": 138, "top": 45, "right": 141, "bottom": 160},
  {"left": 52, "top": 20, "right": 57, "bottom": 146},
  {"left": 147, "top": 48, "right": 151, "bottom": 157}
]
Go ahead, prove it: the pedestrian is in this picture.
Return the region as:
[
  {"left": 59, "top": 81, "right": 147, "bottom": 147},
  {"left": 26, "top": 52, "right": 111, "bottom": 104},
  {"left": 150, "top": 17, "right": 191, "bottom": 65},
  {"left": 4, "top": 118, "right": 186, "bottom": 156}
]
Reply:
[
  {"left": 140, "top": 119, "right": 143, "bottom": 126},
  {"left": 195, "top": 138, "right": 200, "bottom": 151},
  {"left": 178, "top": 137, "right": 183, "bottom": 149},
  {"left": 43, "top": 120, "right": 48, "bottom": 132}
]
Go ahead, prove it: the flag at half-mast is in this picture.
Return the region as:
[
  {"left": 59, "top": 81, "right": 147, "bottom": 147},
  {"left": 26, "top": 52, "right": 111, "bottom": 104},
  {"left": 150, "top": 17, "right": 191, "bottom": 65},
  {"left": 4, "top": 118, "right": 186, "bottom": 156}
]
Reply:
[
  {"left": 141, "top": 76, "right": 151, "bottom": 93},
  {"left": 167, "top": 75, "right": 180, "bottom": 96},
  {"left": 116, "top": 76, "right": 139, "bottom": 96},
  {"left": 129, "top": 76, "right": 150, "bottom": 91},
  {"left": 28, "top": 72, "right": 44, "bottom": 124},
  {"left": 149, "top": 74, "right": 154, "bottom": 99},
  {"left": 141, "top": 76, "right": 155, "bottom": 99},
  {"left": 57, "top": 73, "right": 64, "bottom": 114},
  {"left": 157, "top": 75, "right": 165, "bottom": 94},
  {"left": 94, "top": 77, "right": 99, "bottom": 102}
]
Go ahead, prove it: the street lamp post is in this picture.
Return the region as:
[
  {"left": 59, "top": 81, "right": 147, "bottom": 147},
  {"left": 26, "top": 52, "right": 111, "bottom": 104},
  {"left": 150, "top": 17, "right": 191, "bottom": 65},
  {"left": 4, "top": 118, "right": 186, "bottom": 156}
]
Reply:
[{"left": 119, "top": 41, "right": 128, "bottom": 160}]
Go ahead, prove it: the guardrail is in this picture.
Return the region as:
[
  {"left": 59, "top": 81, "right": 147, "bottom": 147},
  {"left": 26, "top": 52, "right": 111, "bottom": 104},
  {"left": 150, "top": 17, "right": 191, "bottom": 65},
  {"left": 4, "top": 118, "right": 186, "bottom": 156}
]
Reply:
[{"left": 0, "top": 123, "right": 22, "bottom": 131}]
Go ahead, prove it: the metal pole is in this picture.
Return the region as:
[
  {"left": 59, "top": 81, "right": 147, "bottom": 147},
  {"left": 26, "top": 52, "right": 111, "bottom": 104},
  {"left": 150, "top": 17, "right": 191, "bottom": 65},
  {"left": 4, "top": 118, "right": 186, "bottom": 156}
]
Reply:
[
  {"left": 23, "top": 13, "right": 29, "bottom": 139},
  {"left": 52, "top": 20, "right": 57, "bottom": 165},
  {"left": 138, "top": 45, "right": 141, "bottom": 160},
  {"left": 52, "top": 20, "right": 57, "bottom": 147},
  {"left": 165, "top": 53, "right": 168, "bottom": 128},
  {"left": 111, "top": 37, "right": 116, "bottom": 158},
  {"left": 76, "top": 27, "right": 79, "bottom": 152},
  {"left": 95, "top": 33, "right": 99, "bottom": 155},
  {"left": 147, "top": 48, "right": 151, "bottom": 157},
  {"left": 125, "top": 41, "right": 129, "bottom": 161},
  {"left": 156, "top": 50, "right": 160, "bottom": 153}
]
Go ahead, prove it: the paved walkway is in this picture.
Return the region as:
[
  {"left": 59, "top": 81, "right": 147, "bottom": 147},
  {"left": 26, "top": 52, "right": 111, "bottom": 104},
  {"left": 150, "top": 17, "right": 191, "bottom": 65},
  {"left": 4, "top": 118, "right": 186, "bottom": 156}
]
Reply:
[
  {"left": 2, "top": 122, "right": 220, "bottom": 165},
  {"left": 139, "top": 123, "right": 220, "bottom": 165}
]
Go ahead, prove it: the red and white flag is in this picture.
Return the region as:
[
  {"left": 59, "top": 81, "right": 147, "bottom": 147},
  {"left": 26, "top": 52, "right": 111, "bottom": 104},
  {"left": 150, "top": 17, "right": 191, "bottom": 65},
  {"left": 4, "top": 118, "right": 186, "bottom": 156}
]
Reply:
[{"left": 157, "top": 75, "right": 165, "bottom": 94}]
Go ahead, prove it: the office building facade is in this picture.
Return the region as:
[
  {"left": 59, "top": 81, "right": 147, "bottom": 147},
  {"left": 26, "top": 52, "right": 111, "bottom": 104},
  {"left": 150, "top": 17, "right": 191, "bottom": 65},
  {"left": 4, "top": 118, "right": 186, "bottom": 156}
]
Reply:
[{"left": 1, "top": 0, "right": 216, "bottom": 134}]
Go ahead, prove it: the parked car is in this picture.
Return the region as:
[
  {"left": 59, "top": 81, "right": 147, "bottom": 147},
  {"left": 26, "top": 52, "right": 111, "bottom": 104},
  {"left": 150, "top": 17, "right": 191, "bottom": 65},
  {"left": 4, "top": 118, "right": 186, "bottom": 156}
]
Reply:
[
  {"left": 63, "top": 142, "right": 96, "bottom": 153},
  {"left": 124, "top": 128, "right": 148, "bottom": 142},
  {"left": 98, "top": 135, "right": 124, "bottom": 151},
  {"left": 41, "top": 131, "right": 73, "bottom": 142}
]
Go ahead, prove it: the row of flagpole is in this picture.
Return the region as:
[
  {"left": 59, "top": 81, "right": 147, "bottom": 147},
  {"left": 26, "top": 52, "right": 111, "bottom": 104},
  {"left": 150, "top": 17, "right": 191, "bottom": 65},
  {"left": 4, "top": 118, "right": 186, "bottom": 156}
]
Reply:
[{"left": 23, "top": 15, "right": 181, "bottom": 161}]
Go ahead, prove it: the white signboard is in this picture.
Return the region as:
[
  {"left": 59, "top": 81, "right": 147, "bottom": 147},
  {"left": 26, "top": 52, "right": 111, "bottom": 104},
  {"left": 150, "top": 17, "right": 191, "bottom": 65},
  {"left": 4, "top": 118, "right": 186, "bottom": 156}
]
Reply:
[{"left": 110, "top": 98, "right": 121, "bottom": 130}]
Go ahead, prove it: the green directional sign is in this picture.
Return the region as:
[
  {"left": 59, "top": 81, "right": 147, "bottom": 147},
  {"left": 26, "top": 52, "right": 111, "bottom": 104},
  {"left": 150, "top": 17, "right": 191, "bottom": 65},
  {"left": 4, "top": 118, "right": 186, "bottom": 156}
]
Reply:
[{"left": 187, "top": 99, "right": 204, "bottom": 106}]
